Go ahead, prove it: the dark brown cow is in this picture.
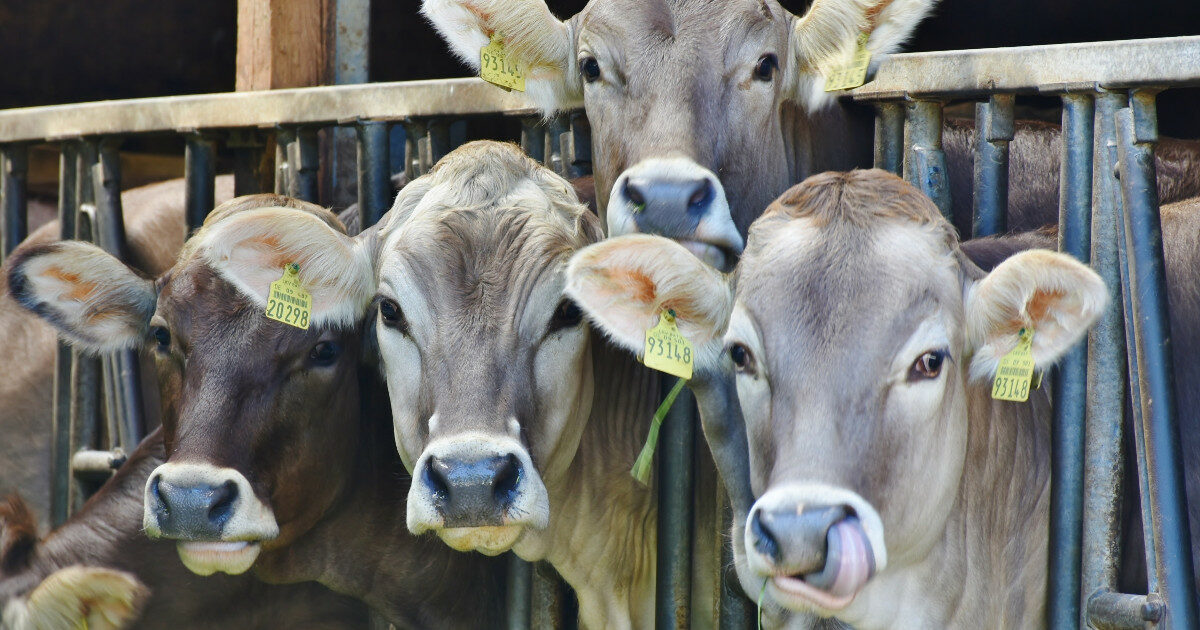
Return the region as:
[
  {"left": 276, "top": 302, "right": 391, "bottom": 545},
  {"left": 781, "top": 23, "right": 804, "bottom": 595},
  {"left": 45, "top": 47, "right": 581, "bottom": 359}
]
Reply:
[{"left": 7, "top": 195, "right": 508, "bottom": 628}]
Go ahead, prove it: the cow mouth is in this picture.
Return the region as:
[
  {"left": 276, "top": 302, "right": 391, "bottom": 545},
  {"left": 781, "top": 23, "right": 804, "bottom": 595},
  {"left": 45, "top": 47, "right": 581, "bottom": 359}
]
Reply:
[
  {"left": 437, "top": 525, "right": 525, "bottom": 555},
  {"left": 767, "top": 517, "right": 875, "bottom": 612},
  {"left": 176, "top": 540, "right": 262, "bottom": 576},
  {"left": 677, "top": 239, "right": 737, "bottom": 271}
]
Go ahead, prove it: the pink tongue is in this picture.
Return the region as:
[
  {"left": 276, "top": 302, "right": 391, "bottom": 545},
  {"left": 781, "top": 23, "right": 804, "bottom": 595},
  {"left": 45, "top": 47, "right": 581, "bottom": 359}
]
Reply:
[{"left": 825, "top": 518, "right": 874, "bottom": 599}]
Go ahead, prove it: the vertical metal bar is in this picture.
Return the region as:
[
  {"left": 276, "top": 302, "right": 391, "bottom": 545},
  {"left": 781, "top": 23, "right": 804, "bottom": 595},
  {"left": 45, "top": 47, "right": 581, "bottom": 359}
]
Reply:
[
  {"left": 275, "top": 128, "right": 294, "bottom": 196},
  {"left": 520, "top": 118, "right": 547, "bottom": 164},
  {"left": 657, "top": 376, "right": 696, "bottom": 629},
  {"left": 972, "top": 94, "right": 1014, "bottom": 238},
  {"left": 530, "top": 563, "right": 570, "bottom": 629},
  {"left": 285, "top": 128, "right": 320, "bottom": 203},
  {"left": 49, "top": 142, "right": 79, "bottom": 527},
  {"left": 185, "top": 133, "right": 218, "bottom": 235},
  {"left": 1049, "top": 92, "right": 1093, "bottom": 630},
  {"left": 566, "top": 112, "right": 592, "bottom": 177},
  {"left": 873, "top": 102, "right": 904, "bottom": 175},
  {"left": 543, "top": 116, "right": 569, "bottom": 176},
  {"left": 71, "top": 140, "right": 101, "bottom": 512},
  {"left": 506, "top": 553, "right": 532, "bottom": 630},
  {"left": 1, "top": 143, "right": 29, "bottom": 261},
  {"left": 1116, "top": 91, "right": 1200, "bottom": 629},
  {"left": 718, "top": 499, "right": 754, "bottom": 629},
  {"left": 903, "top": 100, "right": 951, "bottom": 221},
  {"left": 426, "top": 119, "right": 451, "bottom": 169},
  {"left": 403, "top": 119, "right": 429, "bottom": 179},
  {"left": 356, "top": 120, "right": 392, "bottom": 229},
  {"left": 229, "top": 130, "right": 268, "bottom": 197}
]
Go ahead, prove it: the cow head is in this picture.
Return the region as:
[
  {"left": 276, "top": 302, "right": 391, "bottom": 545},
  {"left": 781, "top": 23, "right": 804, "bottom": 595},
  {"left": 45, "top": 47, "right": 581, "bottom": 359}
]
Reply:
[
  {"left": 7, "top": 195, "right": 374, "bottom": 576},
  {"left": 370, "top": 141, "right": 602, "bottom": 554},
  {"left": 423, "top": 0, "right": 936, "bottom": 269},
  {"left": 564, "top": 170, "right": 1106, "bottom": 624}
]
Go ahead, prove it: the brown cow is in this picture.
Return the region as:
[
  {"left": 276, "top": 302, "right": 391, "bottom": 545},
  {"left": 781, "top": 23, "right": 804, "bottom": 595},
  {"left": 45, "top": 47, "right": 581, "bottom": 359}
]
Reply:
[
  {"left": 0, "top": 430, "right": 369, "bottom": 630},
  {"left": 7, "top": 195, "right": 508, "bottom": 628},
  {"left": 566, "top": 170, "right": 1110, "bottom": 627}
]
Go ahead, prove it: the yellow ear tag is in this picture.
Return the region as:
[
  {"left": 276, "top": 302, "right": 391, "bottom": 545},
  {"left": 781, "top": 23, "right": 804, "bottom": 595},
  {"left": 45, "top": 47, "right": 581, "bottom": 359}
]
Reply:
[
  {"left": 480, "top": 32, "right": 525, "bottom": 92},
  {"left": 641, "top": 309, "right": 694, "bottom": 380},
  {"left": 991, "top": 327, "right": 1035, "bottom": 402},
  {"left": 824, "top": 32, "right": 872, "bottom": 92},
  {"left": 265, "top": 263, "right": 312, "bottom": 330}
]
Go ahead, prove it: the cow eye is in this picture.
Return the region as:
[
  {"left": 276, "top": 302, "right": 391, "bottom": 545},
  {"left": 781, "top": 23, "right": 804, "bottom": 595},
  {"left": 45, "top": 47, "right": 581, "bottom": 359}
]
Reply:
[
  {"left": 753, "top": 54, "right": 778, "bottom": 81},
  {"left": 728, "top": 342, "right": 755, "bottom": 373},
  {"left": 378, "top": 298, "right": 410, "bottom": 335},
  {"left": 151, "top": 325, "right": 171, "bottom": 351},
  {"left": 909, "top": 350, "right": 948, "bottom": 381},
  {"left": 579, "top": 56, "right": 601, "bottom": 83},
  {"left": 548, "top": 299, "right": 584, "bottom": 334},
  {"left": 309, "top": 341, "right": 341, "bottom": 367}
]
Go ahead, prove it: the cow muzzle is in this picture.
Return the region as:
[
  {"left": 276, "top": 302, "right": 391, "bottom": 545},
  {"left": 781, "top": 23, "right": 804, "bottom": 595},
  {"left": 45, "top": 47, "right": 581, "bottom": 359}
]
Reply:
[
  {"left": 407, "top": 434, "right": 549, "bottom": 555},
  {"left": 607, "top": 157, "right": 743, "bottom": 271},
  {"left": 744, "top": 485, "right": 886, "bottom": 613},
  {"left": 143, "top": 462, "right": 279, "bottom": 576}
]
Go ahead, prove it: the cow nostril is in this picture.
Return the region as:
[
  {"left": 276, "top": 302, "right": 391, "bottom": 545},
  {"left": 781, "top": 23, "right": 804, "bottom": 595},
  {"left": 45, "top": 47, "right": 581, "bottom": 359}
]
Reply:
[
  {"left": 492, "top": 454, "right": 522, "bottom": 507},
  {"left": 622, "top": 179, "right": 646, "bottom": 208},
  {"left": 208, "top": 480, "right": 238, "bottom": 526},
  {"left": 149, "top": 475, "right": 167, "bottom": 513},
  {"left": 423, "top": 456, "right": 451, "bottom": 505},
  {"left": 750, "top": 509, "right": 780, "bottom": 564},
  {"left": 687, "top": 179, "right": 713, "bottom": 211}
]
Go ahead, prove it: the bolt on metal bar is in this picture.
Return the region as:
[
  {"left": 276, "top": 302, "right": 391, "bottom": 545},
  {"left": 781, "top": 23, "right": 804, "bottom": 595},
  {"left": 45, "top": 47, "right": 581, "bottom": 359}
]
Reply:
[
  {"left": 506, "top": 553, "right": 532, "bottom": 630},
  {"left": 49, "top": 142, "right": 79, "bottom": 527},
  {"left": 356, "top": 120, "right": 392, "bottom": 229},
  {"left": 185, "top": 132, "right": 218, "bottom": 235},
  {"left": 1115, "top": 91, "right": 1200, "bottom": 629},
  {"left": 1, "top": 143, "right": 29, "bottom": 261},
  {"left": 873, "top": 102, "right": 904, "bottom": 175},
  {"left": 657, "top": 375, "right": 696, "bottom": 629},
  {"left": 902, "top": 100, "right": 951, "bottom": 221},
  {"left": 971, "top": 94, "right": 1014, "bottom": 237},
  {"left": 1047, "top": 90, "right": 1093, "bottom": 630},
  {"left": 1088, "top": 591, "right": 1164, "bottom": 630}
]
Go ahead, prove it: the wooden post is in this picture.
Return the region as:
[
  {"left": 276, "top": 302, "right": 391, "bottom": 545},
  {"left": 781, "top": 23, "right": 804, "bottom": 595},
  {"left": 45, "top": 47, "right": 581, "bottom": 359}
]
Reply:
[{"left": 236, "top": 0, "right": 332, "bottom": 91}]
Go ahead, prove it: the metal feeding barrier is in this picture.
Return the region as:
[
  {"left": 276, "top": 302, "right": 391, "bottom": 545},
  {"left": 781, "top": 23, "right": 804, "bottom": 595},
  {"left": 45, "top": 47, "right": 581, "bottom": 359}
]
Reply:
[{"left": 1, "top": 34, "right": 1199, "bottom": 629}]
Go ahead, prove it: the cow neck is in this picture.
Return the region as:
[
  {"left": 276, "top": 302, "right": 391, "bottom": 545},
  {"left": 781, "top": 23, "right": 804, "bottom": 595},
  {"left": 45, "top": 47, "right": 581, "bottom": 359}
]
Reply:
[
  {"left": 252, "top": 371, "right": 507, "bottom": 629},
  {"left": 523, "top": 337, "right": 661, "bottom": 628}
]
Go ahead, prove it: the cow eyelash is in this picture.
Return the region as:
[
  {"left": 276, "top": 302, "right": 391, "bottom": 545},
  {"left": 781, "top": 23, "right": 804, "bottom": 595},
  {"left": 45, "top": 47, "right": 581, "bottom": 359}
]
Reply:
[{"left": 909, "top": 349, "right": 950, "bottom": 381}]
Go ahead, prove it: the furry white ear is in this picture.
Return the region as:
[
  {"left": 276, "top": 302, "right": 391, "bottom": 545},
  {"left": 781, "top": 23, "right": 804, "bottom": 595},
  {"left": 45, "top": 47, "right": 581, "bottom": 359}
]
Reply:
[
  {"left": 565, "top": 234, "right": 733, "bottom": 372},
  {"left": 965, "top": 249, "right": 1107, "bottom": 381},
  {"left": 195, "top": 208, "right": 376, "bottom": 329},
  {"left": 421, "top": 0, "right": 581, "bottom": 114},
  {"left": 7, "top": 241, "right": 156, "bottom": 353},
  {"left": 2, "top": 566, "right": 149, "bottom": 630},
  {"left": 787, "top": 0, "right": 938, "bottom": 109}
]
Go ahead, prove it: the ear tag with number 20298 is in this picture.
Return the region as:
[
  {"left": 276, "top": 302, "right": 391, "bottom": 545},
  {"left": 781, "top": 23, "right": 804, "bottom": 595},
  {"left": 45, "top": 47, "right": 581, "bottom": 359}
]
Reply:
[
  {"left": 991, "top": 327, "right": 1035, "bottom": 402},
  {"left": 642, "top": 309, "right": 694, "bottom": 380},
  {"left": 265, "top": 263, "right": 312, "bottom": 330},
  {"left": 480, "top": 32, "right": 525, "bottom": 92}
]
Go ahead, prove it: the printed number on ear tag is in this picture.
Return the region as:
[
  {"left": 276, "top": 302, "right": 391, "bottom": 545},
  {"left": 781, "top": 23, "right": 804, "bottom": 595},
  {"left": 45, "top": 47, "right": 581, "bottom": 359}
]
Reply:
[
  {"left": 991, "top": 327, "right": 1035, "bottom": 402},
  {"left": 480, "top": 32, "right": 525, "bottom": 92},
  {"left": 265, "top": 263, "right": 312, "bottom": 330},
  {"left": 641, "top": 309, "right": 694, "bottom": 380},
  {"left": 824, "top": 32, "right": 871, "bottom": 92}
]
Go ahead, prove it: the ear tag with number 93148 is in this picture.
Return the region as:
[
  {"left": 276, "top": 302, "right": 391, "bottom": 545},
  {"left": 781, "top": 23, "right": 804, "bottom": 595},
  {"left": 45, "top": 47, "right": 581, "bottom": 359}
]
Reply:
[
  {"left": 641, "top": 309, "right": 694, "bottom": 380},
  {"left": 265, "top": 263, "right": 312, "bottom": 330},
  {"left": 991, "top": 327, "right": 1035, "bottom": 402},
  {"left": 480, "top": 32, "right": 525, "bottom": 92}
]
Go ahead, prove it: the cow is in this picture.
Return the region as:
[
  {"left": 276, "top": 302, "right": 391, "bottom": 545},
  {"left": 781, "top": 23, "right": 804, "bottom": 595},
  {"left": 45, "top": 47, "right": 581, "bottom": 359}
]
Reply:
[
  {"left": 565, "top": 169, "right": 1112, "bottom": 627},
  {"left": 422, "top": 0, "right": 1200, "bottom": 269},
  {"left": 0, "top": 175, "right": 234, "bottom": 530},
  {"left": 1, "top": 431, "right": 369, "bottom": 630},
  {"left": 6, "top": 194, "right": 508, "bottom": 628}
]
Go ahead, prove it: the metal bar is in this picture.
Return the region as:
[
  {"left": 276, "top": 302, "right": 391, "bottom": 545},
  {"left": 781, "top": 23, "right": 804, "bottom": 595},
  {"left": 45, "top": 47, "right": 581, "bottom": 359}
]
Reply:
[
  {"left": 426, "top": 119, "right": 451, "bottom": 170},
  {"left": 902, "top": 100, "right": 951, "bottom": 221},
  {"left": 971, "top": 94, "right": 1014, "bottom": 237},
  {"left": 282, "top": 127, "right": 320, "bottom": 203},
  {"left": 657, "top": 376, "right": 696, "bottom": 629},
  {"left": 185, "top": 132, "right": 218, "bottom": 234},
  {"left": 543, "top": 116, "right": 569, "bottom": 176},
  {"left": 70, "top": 142, "right": 102, "bottom": 511},
  {"left": 520, "top": 118, "right": 546, "bottom": 163},
  {"left": 718, "top": 499, "right": 754, "bottom": 629},
  {"left": 49, "top": 142, "right": 79, "bottom": 527},
  {"left": 530, "top": 562, "right": 569, "bottom": 629},
  {"left": 873, "top": 102, "right": 904, "bottom": 175},
  {"left": 1081, "top": 90, "right": 1129, "bottom": 621},
  {"left": 1087, "top": 591, "right": 1164, "bottom": 630},
  {"left": 275, "top": 128, "right": 293, "bottom": 196},
  {"left": 1116, "top": 91, "right": 1200, "bottom": 629},
  {"left": 566, "top": 112, "right": 592, "bottom": 177},
  {"left": 356, "top": 120, "right": 392, "bottom": 229},
  {"left": 1, "top": 143, "right": 29, "bottom": 260},
  {"left": 506, "top": 554, "right": 532, "bottom": 630},
  {"left": 403, "top": 120, "right": 429, "bottom": 179},
  {"left": 230, "top": 130, "right": 269, "bottom": 197},
  {"left": 849, "top": 35, "right": 1200, "bottom": 100}
]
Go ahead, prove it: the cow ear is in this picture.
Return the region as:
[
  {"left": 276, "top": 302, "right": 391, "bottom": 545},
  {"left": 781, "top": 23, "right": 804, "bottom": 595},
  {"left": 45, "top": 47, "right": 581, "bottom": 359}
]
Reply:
[
  {"left": 965, "top": 249, "right": 1107, "bottom": 381},
  {"left": 12, "top": 566, "right": 149, "bottom": 630},
  {"left": 566, "top": 234, "right": 733, "bottom": 372},
  {"left": 6, "top": 241, "right": 156, "bottom": 353},
  {"left": 786, "top": 0, "right": 937, "bottom": 109},
  {"left": 421, "top": 0, "right": 580, "bottom": 114},
  {"left": 196, "top": 208, "right": 376, "bottom": 329}
]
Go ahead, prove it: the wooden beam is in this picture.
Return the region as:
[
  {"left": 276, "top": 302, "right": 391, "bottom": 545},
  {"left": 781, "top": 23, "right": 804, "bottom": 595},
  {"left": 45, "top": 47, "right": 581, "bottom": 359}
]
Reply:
[{"left": 236, "top": 0, "right": 331, "bottom": 91}]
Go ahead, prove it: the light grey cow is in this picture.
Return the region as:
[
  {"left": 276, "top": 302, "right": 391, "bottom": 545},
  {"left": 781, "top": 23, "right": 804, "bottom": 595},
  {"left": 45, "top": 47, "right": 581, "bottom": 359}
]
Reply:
[{"left": 566, "top": 169, "right": 1107, "bottom": 627}]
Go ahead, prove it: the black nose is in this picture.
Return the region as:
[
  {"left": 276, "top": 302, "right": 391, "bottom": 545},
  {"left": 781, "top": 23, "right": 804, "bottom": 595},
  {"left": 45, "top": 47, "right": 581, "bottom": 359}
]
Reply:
[
  {"left": 422, "top": 453, "right": 523, "bottom": 527},
  {"left": 749, "top": 504, "right": 847, "bottom": 575},
  {"left": 148, "top": 475, "right": 238, "bottom": 540},
  {"left": 620, "top": 176, "right": 715, "bottom": 236}
]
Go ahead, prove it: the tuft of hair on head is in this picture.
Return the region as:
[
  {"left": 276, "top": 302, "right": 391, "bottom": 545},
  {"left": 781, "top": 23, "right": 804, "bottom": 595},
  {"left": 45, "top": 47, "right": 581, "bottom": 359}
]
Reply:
[{"left": 0, "top": 494, "right": 39, "bottom": 574}]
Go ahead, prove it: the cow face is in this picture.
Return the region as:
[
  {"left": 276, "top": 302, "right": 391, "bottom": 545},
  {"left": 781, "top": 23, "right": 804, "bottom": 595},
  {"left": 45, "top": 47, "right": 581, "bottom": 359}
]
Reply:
[
  {"left": 7, "top": 196, "right": 375, "bottom": 577},
  {"left": 423, "top": 0, "right": 936, "bottom": 270},
  {"left": 372, "top": 142, "right": 602, "bottom": 554},
  {"left": 565, "top": 170, "right": 1106, "bottom": 623}
]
